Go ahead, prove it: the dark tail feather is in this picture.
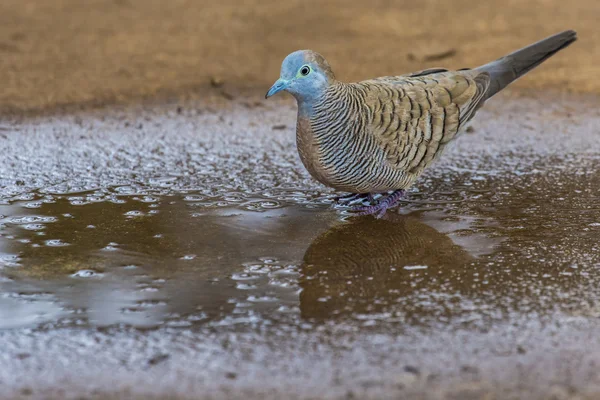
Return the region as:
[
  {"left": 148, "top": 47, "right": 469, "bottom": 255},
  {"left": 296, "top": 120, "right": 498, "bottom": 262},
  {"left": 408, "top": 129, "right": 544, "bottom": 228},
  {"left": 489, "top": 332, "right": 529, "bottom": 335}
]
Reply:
[{"left": 476, "top": 30, "right": 577, "bottom": 99}]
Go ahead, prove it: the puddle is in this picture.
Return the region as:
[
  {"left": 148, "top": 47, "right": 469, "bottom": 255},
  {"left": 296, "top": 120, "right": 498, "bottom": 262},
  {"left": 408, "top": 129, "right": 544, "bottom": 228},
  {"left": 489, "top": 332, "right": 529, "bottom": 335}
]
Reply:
[
  {"left": 0, "top": 194, "right": 334, "bottom": 329},
  {"left": 0, "top": 159, "right": 599, "bottom": 332}
]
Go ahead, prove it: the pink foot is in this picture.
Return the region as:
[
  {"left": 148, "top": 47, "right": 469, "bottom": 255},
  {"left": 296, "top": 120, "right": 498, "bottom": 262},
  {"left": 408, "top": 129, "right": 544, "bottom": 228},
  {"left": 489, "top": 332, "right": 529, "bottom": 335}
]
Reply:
[{"left": 350, "top": 190, "right": 405, "bottom": 218}]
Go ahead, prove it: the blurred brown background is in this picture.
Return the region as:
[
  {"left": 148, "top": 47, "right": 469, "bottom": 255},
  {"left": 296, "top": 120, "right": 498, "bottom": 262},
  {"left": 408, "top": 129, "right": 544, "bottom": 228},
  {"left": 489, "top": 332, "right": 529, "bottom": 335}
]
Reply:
[{"left": 0, "top": 0, "right": 597, "bottom": 113}]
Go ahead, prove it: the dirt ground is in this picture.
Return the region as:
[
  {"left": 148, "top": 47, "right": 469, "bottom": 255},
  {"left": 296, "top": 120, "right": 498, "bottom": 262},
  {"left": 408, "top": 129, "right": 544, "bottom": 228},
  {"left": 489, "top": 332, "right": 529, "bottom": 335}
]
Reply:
[{"left": 0, "top": 0, "right": 598, "bottom": 114}]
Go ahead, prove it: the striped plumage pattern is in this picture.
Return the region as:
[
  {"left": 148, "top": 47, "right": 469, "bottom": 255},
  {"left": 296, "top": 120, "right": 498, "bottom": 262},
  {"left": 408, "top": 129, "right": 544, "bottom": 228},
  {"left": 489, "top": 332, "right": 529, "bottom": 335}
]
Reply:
[
  {"left": 300, "top": 70, "right": 488, "bottom": 193},
  {"left": 291, "top": 30, "right": 577, "bottom": 195}
]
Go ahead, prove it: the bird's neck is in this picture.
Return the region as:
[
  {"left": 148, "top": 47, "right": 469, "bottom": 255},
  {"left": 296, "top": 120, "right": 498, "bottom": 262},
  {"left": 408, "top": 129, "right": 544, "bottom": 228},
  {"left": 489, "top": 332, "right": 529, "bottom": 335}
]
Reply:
[
  {"left": 294, "top": 81, "right": 336, "bottom": 118},
  {"left": 296, "top": 97, "right": 317, "bottom": 118}
]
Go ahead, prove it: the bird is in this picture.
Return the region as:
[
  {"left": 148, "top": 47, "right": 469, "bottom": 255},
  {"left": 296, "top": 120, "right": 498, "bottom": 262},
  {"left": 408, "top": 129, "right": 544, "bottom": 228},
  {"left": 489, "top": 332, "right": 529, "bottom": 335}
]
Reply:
[{"left": 265, "top": 30, "right": 577, "bottom": 218}]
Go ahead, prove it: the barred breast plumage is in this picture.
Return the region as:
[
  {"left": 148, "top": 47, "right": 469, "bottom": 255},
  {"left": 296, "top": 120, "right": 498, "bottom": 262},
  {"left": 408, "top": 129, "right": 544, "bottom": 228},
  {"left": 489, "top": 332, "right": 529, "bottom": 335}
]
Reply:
[
  {"left": 298, "top": 71, "right": 488, "bottom": 193},
  {"left": 266, "top": 30, "right": 577, "bottom": 217}
]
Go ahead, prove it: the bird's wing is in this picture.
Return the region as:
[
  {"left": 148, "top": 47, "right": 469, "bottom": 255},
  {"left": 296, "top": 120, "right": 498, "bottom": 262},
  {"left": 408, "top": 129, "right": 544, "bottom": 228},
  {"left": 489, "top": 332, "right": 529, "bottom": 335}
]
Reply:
[{"left": 362, "top": 70, "right": 490, "bottom": 174}]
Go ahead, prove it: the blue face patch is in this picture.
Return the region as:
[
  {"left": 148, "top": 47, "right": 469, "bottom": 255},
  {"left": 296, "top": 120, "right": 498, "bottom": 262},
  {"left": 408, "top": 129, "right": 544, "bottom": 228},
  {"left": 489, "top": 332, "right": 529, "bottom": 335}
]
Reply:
[{"left": 266, "top": 50, "right": 334, "bottom": 116}]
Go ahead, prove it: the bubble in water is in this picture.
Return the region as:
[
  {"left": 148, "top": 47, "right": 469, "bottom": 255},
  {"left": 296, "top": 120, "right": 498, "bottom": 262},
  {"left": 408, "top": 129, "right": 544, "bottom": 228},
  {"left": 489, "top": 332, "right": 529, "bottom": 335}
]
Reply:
[
  {"left": 403, "top": 265, "right": 428, "bottom": 270},
  {"left": 45, "top": 239, "right": 70, "bottom": 247},
  {"left": 114, "top": 186, "right": 137, "bottom": 194},
  {"left": 70, "top": 200, "right": 89, "bottom": 206},
  {"left": 7, "top": 216, "right": 57, "bottom": 225},
  {"left": 0, "top": 254, "right": 21, "bottom": 267},
  {"left": 166, "top": 320, "right": 192, "bottom": 327},
  {"left": 270, "top": 265, "right": 299, "bottom": 276},
  {"left": 180, "top": 254, "right": 196, "bottom": 260},
  {"left": 137, "top": 300, "right": 167, "bottom": 308},
  {"left": 187, "top": 313, "right": 208, "bottom": 322},
  {"left": 258, "top": 201, "right": 280, "bottom": 209},
  {"left": 244, "top": 264, "right": 274, "bottom": 274},
  {"left": 125, "top": 211, "right": 145, "bottom": 217},
  {"left": 268, "top": 278, "right": 296, "bottom": 289},
  {"left": 236, "top": 283, "right": 257, "bottom": 290},
  {"left": 247, "top": 295, "right": 278, "bottom": 303},
  {"left": 23, "top": 224, "right": 45, "bottom": 231},
  {"left": 231, "top": 273, "right": 258, "bottom": 281},
  {"left": 71, "top": 270, "right": 104, "bottom": 278},
  {"left": 183, "top": 195, "right": 205, "bottom": 202}
]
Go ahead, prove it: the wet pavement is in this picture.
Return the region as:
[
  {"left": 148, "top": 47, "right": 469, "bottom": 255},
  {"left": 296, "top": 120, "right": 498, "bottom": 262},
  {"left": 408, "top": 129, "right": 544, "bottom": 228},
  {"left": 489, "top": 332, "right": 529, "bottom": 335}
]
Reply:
[{"left": 0, "top": 91, "right": 599, "bottom": 398}]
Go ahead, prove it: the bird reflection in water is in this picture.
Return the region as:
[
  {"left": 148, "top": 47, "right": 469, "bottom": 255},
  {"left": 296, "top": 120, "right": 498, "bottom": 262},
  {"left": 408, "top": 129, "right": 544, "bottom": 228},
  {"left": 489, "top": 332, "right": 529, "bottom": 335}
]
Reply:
[{"left": 299, "top": 213, "right": 475, "bottom": 321}]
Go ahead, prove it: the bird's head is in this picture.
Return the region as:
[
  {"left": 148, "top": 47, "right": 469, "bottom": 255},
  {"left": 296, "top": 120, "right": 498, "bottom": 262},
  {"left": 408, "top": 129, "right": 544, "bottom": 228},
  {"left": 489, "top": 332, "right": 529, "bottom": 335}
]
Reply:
[{"left": 265, "top": 50, "right": 335, "bottom": 102}]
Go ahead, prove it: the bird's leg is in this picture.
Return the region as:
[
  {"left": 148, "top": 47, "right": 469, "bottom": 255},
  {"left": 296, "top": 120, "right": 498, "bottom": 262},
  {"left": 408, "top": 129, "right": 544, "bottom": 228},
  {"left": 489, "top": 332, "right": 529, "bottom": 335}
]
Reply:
[
  {"left": 350, "top": 190, "right": 405, "bottom": 218},
  {"left": 335, "top": 193, "right": 372, "bottom": 205}
]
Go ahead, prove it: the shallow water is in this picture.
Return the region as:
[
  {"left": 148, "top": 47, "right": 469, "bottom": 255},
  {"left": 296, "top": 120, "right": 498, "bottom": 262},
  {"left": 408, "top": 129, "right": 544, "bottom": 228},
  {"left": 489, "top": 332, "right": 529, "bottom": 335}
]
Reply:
[{"left": 1, "top": 160, "right": 598, "bottom": 332}]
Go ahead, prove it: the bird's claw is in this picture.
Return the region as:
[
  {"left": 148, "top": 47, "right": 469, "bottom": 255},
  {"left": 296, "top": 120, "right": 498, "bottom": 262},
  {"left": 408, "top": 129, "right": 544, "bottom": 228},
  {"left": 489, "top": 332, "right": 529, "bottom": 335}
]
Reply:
[
  {"left": 335, "top": 193, "right": 373, "bottom": 205},
  {"left": 347, "top": 190, "right": 405, "bottom": 218}
]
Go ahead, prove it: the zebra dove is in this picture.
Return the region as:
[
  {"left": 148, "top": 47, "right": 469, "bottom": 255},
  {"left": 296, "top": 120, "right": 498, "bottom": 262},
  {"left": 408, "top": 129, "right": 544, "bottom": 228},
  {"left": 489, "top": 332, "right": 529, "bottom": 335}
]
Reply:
[{"left": 265, "top": 30, "right": 577, "bottom": 217}]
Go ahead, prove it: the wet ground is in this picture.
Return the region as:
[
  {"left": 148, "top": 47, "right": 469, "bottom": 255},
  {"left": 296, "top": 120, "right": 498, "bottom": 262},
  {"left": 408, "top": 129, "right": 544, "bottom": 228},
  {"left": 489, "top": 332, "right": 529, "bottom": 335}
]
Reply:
[
  {"left": 2, "top": 0, "right": 600, "bottom": 399},
  {"left": 1, "top": 91, "right": 600, "bottom": 399}
]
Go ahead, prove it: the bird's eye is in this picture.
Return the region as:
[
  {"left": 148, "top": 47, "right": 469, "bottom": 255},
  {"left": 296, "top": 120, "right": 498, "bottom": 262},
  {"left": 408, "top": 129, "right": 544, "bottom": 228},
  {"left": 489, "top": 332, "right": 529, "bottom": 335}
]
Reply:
[{"left": 300, "top": 66, "right": 311, "bottom": 76}]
